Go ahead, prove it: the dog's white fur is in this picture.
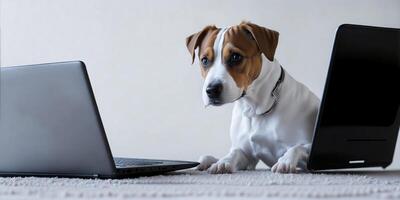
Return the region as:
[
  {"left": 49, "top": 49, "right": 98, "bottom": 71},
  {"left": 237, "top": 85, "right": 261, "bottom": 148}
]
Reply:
[{"left": 197, "top": 29, "right": 320, "bottom": 173}]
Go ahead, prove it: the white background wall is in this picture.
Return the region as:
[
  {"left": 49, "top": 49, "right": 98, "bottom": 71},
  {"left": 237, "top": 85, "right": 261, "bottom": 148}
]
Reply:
[{"left": 1, "top": 0, "right": 399, "bottom": 169}]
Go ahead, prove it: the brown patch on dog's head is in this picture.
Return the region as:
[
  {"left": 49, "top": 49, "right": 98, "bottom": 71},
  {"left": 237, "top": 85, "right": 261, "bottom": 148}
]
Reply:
[
  {"left": 185, "top": 25, "right": 220, "bottom": 78},
  {"left": 239, "top": 22, "right": 279, "bottom": 61},
  {"left": 222, "top": 22, "right": 279, "bottom": 90}
]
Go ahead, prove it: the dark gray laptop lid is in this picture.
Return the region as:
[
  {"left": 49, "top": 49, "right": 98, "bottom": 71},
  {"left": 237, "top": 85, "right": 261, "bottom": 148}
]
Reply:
[{"left": 0, "top": 61, "right": 115, "bottom": 176}]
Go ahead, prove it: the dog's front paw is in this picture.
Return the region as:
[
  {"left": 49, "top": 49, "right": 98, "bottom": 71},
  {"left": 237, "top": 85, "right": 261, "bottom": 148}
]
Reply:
[
  {"left": 271, "top": 158, "right": 297, "bottom": 173},
  {"left": 196, "top": 155, "right": 218, "bottom": 171},
  {"left": 207, "top": 160, "right": 235, "bottom": 174}
]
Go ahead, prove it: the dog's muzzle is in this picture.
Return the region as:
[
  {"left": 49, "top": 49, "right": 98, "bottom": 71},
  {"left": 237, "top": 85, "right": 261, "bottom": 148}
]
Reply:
[{"left": 206, "top": 81, "right": 223, "bottom": 105}]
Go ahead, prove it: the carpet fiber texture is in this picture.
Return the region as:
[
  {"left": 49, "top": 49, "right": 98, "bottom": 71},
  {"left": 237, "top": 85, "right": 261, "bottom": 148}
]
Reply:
[{"left": 0, "top": 170, "right": 399, "bottom": 200}]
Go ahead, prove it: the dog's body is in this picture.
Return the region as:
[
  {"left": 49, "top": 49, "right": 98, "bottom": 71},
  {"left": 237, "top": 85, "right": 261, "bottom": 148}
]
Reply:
[
  {"left": 199, "top": 56, "right": 320, "bottom": 173},
  {"left": 186, "top": 23, "right": 319, "bottom": 173}
]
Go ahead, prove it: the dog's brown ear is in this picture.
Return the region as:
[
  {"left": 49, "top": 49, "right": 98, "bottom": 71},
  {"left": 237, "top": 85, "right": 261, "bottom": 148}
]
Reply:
[
  {"left": 186, "top": 25, "right": 217, "bottom": 64},
  {"left": 240, "top": 22, "right": 279, "bottom": 61}
]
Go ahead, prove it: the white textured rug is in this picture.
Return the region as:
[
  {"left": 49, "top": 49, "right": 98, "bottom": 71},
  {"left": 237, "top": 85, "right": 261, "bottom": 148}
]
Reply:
[{"left": 0, "top": 170, "right": 399, "bottom": 200}]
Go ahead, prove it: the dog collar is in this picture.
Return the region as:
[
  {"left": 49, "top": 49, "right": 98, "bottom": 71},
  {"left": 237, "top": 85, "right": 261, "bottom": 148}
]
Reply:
[{"left": 260, "top": 65, "right": 285, "bottom": 115}]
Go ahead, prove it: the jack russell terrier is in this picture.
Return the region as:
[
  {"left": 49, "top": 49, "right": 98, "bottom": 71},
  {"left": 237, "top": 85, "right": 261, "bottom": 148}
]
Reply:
[{"left": 185, "top": 22, "right": 320, "bottom": 173}]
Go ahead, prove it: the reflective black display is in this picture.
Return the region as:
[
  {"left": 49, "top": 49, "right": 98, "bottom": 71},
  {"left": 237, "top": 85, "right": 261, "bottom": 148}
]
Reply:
[
  {"left": 320, "top": 25, "right": 400, "bottom": 127},
  {"left": 308, "top": 24, "right": 400, "bottom": 170}
]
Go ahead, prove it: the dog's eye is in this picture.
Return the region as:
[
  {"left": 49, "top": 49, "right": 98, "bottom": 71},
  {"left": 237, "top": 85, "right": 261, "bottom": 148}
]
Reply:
[
  {"left": 231, "top": 53, "right": 242, "bottom": 62},
  {"left": 201, "top": 57, "right": 209, "bottom": 66},
  {"left": 227, "top": 53, "right": 242, "bottom": 66}
]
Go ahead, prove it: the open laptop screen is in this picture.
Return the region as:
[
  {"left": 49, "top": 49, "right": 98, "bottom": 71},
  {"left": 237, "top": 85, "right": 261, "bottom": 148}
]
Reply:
[
  {"left": 309, "top": 24, "right": 400, "bottom": 170},
  {"left": 321, "top": 25, "right": 400, "bottom": 126}
]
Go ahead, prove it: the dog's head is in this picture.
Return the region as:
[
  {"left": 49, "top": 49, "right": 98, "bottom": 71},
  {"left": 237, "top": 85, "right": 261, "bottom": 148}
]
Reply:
[{"left": 186, "top": 22, "right": 279, "bottom": 106}]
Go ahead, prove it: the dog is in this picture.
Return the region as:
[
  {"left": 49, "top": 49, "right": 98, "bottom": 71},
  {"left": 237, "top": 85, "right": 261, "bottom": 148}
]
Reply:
[{"left": 185, "top": 22, "right": 320, "bottom": 173}]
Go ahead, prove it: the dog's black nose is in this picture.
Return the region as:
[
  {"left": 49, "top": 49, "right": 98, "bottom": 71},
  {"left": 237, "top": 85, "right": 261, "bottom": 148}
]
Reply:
[{"left": 206, "top": 82, "right": 223, "bottom": 99}]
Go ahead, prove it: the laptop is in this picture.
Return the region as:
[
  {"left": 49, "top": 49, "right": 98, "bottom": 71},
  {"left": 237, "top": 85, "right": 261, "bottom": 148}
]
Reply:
[
  {"left": 0, "top": 61, "right": 199, "bottom": 178},
  {"left": 308, "top": 24, "right": 400, "bottom": 170}
]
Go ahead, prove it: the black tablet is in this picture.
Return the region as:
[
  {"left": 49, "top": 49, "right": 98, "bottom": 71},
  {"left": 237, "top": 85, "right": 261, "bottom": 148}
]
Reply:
[{"left": 308, "top": 24, "right": 400, "bottom": 170}]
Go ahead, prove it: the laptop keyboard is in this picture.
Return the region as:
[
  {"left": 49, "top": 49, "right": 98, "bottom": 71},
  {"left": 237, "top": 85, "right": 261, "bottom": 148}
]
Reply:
[{"left": 114, "top": 157, "right": 163, "bottom": 167}]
